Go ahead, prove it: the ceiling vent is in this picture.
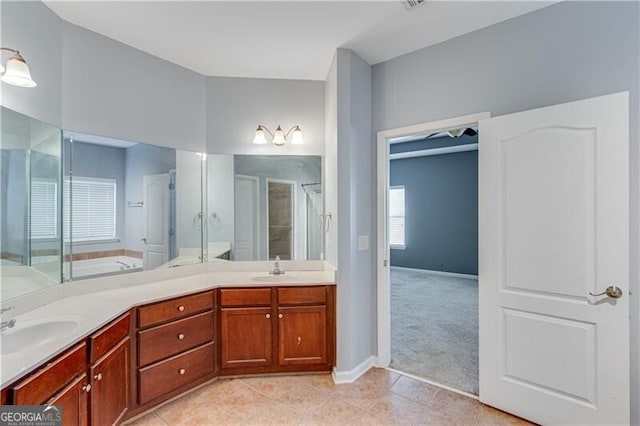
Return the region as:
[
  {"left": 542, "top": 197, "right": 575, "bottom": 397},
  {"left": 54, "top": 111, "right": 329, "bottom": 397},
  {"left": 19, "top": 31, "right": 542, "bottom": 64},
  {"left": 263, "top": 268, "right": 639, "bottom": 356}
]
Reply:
[{"left": 405, "top": 0, "right": 426, "bottom": 9}]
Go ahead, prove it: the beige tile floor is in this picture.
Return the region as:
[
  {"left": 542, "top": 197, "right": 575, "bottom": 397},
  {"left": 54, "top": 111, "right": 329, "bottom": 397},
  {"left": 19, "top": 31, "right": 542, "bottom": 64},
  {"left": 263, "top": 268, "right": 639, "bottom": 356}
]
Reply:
[{"left": 125, "top": 368, "right": 534, "bottom": 426}]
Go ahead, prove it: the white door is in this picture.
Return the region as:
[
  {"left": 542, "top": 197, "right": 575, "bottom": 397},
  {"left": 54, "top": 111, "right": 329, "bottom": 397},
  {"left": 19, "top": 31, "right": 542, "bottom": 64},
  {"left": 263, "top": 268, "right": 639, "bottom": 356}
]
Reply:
[
  {"left": 479, "top": 92, "right": 629, "bottom": 425},
  {"left": 143, "top": 174, "right": 170, "bottom": 269},
  {"left": 234, "top": 175, "right": 259, "bottom": 261}
]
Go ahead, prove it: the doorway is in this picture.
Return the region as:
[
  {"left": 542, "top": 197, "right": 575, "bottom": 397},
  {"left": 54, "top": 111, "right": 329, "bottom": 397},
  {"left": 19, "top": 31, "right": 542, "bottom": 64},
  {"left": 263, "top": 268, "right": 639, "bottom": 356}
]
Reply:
[
  {"left": 266, "top": 179, "right": 295, "bottom": 260},
  {"left": 377, "top": 112, "right": 490, "bottom": 393},
  {"left": 234, "top": 175, "right": 259, "bottom": 261},
  {"left": 386, "top": 122, "right": 481, "bottom": 395}
]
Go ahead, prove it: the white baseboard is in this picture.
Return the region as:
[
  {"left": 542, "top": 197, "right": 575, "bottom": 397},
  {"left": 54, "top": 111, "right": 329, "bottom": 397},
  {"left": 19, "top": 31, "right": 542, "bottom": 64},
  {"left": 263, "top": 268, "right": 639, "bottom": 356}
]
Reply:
[
  {"left": 332, "top": 355, "right": 378, "bottom": 384},
  {"left": 392, "top": 266, "right": 478, "bottom": 280}
]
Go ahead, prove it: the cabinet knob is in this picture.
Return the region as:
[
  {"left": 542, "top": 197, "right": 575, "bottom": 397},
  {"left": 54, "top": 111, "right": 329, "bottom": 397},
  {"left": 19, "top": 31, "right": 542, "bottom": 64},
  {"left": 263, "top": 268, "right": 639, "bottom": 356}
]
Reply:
[
  {"left": 278, "top": 314, "right": 283, "bottom": 319},
  {"left": 82, "top": 384, "right": 91, "bottom": 393},
  {"left": 266, "top": 313, "right": 271, "bottom": 319},
  {"left": 179, "top": 368, "right": 186, "bottom": 375},
  {"left": 94, "top": 373, "right": 103, "bottom": 381},
  {"left": 178, "top": 333, "right": 185, "bottom": 340},
  {"left": 177, "top": 305, "right": 185, "bottom": 312}
]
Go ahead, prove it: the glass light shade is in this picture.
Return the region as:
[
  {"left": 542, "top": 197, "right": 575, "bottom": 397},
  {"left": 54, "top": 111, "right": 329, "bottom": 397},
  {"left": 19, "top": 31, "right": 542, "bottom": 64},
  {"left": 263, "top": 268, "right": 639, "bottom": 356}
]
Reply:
[
  {"left": 272, "top": 126, "right": 286, "bottom": 146},
  {"left": 290, "top": 126, "right": 304, "bottom": 145},
  {"left": 252, "top": 127, "right": 268, "bottom": 145},
  {"left": 1, "top": 54, "right": 37, "bottom": 88}
]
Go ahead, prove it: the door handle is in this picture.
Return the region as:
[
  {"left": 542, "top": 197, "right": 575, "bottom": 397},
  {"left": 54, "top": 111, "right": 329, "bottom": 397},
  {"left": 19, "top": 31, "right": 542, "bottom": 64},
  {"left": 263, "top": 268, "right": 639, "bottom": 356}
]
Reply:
[
  {"left": 589, "top": 286, "right": 623, "bottom": 299},
  {"left": 141, "top": 238, "right": 147, "bottom": 244}
]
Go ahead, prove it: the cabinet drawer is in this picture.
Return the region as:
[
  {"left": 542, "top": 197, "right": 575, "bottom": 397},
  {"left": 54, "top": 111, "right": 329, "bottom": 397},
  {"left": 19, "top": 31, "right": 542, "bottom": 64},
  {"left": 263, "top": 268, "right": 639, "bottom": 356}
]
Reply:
[
  {"left": 89, "top": 313, "right": 130, "bottom": 363},
  {"left": 138, "top": 342, "right": 214, "bottom": 405},
  {"left": 13, "top": 342, "right": 87, "bottom": 405},
  {"left": 220, "top": 288, "right": 271, "bottom": 307},
  {"left": 277, "top": 286, "right": 327, "bottom": 305},
  {"left": 138, "top": 311, "right": 214, "bottom": 367},
  {"left": 138, "top": 291, "right": 213, "bottom": 328}
]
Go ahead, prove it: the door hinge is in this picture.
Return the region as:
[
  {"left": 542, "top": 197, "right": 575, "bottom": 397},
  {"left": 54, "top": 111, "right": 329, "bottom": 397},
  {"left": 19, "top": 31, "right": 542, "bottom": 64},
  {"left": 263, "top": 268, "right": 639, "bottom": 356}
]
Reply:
[
  {"left": 168, "top": 183, "right": 175, "bottom": 190},
  {"left": 383, "top": 260, "right": 388, "bottom": 267}
]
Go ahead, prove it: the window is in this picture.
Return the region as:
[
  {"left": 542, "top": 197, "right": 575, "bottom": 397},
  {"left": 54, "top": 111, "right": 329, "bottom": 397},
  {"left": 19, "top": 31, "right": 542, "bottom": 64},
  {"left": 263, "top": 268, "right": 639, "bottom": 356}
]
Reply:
[
  {"left": 389, "top": 186, "right": 405, "bottom": 249},
  {"left": 31, "top": 179, "right": 58, "bottom": 239},
  {"left": 64, "top": 176, "right": 117, "bottom": 242}
]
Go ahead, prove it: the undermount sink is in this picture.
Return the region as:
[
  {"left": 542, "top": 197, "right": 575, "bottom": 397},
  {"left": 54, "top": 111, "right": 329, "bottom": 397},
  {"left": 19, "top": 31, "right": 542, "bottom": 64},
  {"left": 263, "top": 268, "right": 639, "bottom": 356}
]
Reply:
[
  {"left": 251, "top": 275, "right": 298, "bottom": 282},
  {"left": 1, "top": 317, "right": 81, "bottom": 355}
]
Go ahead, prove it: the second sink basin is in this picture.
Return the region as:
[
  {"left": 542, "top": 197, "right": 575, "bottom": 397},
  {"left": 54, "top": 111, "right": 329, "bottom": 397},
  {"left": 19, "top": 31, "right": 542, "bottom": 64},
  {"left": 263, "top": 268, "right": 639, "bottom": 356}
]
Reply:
[{"left": 1, "top": 317, "right": 81, "bottom": 355}]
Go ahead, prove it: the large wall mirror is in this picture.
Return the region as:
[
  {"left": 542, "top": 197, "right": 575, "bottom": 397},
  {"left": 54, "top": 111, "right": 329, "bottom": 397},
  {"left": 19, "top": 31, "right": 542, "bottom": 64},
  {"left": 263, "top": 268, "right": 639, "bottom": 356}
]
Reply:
[
  {"left": 206, "top": 155, "right": 323, "bottom": 262},
  {"left": 1, "top": 107, "right": 62, "bottom": 301},
  {"left": 1, "top": 114, "right": 324, "bottom": 302},
  {"left": 63, "top": 132, "right": 206, "bottom": 281}
]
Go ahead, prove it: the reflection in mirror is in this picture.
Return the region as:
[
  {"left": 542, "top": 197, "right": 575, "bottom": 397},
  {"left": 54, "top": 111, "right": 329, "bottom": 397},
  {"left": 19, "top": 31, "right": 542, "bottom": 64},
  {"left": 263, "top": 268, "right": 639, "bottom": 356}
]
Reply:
[
  {"left": 63, "top": 132, "right": 205, "bottom": 281},
  {"left": 207, "top": 155, "right": 322, "bottom": 261},
  {"left": 1, "top": 107, "right": 62, "bottom": 302}
]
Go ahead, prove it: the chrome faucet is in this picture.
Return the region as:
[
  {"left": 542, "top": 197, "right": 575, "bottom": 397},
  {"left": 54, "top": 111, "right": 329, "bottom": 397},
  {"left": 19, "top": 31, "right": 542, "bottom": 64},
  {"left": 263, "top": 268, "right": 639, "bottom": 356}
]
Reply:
[
  {"left": 116, "top": 260, "right": 131, "bottom": 269},
  {"left": 270, "top": 256, "right": 285, "bottom": 275},
  {"left": 1, "top": 319, "right": 16, "bottom": 331}
]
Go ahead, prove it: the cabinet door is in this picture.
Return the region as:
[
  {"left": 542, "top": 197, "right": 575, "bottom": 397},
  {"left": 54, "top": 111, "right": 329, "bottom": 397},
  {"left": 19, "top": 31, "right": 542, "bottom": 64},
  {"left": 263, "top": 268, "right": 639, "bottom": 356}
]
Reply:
[
  {"left": 221, "top": 307, "right": 272, "bottom": 368},
  {"left": 278, "top": 306, "right": 327, "bottom": 366},
  {"left": 90, "top": 337, "right": 130, "bottom": 426},
  {"left": 47, "top": 374, "right": 89, "bottom": 426}
]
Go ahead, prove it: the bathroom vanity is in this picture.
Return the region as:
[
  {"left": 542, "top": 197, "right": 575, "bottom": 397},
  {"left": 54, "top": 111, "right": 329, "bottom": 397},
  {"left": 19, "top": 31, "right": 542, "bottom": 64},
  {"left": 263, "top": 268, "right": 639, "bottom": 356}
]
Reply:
[{"left": 0, "top": 264, "right": 336, "bottom": 424}]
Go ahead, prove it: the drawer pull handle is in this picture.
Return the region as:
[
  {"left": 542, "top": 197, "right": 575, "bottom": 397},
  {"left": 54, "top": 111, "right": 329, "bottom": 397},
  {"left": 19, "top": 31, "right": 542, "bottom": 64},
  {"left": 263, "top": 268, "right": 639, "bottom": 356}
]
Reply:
[
  {"left": 177, "top": 305, "right": 185, "bottom": 312},
  {"left": 266, "top": 314, "right": 271, "bottom": 319},
  {"left": 94, "top": 373, "right": 103, "bottom": 381},
  {"left": 83, "top": 384, "right": 91, "bottom": 393},
  {"left": 278, "top": 313, "right": 283, "bottom": 319},
  {"left": 178, "top": 333, "right": 185, "bottom": 340},
  {"left": 179, "top": 368, "right": 186, "bottom": 375}
]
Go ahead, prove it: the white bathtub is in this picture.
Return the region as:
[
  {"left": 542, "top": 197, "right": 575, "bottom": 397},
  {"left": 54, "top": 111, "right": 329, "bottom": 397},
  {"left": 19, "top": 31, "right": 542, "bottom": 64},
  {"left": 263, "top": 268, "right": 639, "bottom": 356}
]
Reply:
[{"left": 66, "top": 256, "right": 144, "bottom": 280}]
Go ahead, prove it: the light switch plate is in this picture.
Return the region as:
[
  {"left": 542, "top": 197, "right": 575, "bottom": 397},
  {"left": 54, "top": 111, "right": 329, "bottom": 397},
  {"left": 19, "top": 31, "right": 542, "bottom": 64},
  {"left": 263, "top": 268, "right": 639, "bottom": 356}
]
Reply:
[{"left": 358, "top": 235, "right": 369, "bottom": 251}]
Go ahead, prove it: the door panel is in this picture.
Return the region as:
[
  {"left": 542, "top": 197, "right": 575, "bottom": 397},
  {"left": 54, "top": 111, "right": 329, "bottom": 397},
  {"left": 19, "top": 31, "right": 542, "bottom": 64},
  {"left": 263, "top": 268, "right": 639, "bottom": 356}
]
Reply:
[
  {"left": 220, "top": 307, "right": 272, "bottom": 368},
  {"left": 143, "top": 174, "right": 169, "bottom": 269},
  {"left": 479, "top": 92, "right": 629, "bottom": 425},
  {"left": 234, "top": 176, "right": 259, "bottom": 261}
]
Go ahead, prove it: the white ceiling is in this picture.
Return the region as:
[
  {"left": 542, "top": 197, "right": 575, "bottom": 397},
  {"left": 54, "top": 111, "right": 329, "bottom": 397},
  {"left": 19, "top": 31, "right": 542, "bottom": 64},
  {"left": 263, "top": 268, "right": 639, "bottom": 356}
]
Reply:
[{"left": 44, "top": 1, "right": 555, "bottom": 81}]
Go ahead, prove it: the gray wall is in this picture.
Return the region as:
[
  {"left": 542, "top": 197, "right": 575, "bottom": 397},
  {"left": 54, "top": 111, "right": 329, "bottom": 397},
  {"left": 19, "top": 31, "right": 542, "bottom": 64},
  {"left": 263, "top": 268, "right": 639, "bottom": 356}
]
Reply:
[
  {"left": 61, "top": 22, "right": 207, "bottom": 152},
  {"left": 206, "top": 77, "right": 325, "bottom": 156},
  {"left": 331, "top": 48, "right": 375, "bottom": 372},
  {"left": 1, "top": 1, "right": 62, "bottom": 127},
  {"left": 124, "top": 143, "right": 176, "bottom": 253},
  {"left": 372, "top": 2, "right": 640, "bottom": 422},
  {"left": 65, "top": 141, "right": 126, "bottom": 253},
  {"left": 390, "top": 139, "right": 478, "bottom": 275}
]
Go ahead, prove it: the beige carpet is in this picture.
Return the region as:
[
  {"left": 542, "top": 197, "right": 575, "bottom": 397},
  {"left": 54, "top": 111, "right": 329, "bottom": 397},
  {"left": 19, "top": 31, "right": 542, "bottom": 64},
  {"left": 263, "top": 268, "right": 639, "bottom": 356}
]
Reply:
[{"left": 390, "top": 266, "right": 478, "bottom": 395}]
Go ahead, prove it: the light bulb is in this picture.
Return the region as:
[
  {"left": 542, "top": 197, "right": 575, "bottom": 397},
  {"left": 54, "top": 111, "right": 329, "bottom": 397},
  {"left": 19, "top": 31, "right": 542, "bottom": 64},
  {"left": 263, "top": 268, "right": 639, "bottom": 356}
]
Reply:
[{"left": 291, "top": 126, "right": 304, "bottom": 145}]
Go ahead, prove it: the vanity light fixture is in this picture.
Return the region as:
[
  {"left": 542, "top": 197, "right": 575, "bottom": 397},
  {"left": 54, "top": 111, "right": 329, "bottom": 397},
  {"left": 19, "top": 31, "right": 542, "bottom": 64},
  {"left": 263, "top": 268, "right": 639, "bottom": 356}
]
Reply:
[
  {"left": 0, "top": 47, "right": 37, "bottom": 88},
  {"left": 253, "top": 125, "right": 304, "bottom": 146}
]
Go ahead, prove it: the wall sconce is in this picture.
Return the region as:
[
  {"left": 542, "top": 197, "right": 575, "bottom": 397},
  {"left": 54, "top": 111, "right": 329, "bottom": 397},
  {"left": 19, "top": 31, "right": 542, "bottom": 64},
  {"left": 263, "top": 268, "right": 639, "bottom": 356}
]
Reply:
[
  {"left": 253, "top": 125, "right": 304, "bottom": 146},
  {"left": 0, "top": 47, "right": 37, "bottom": 88}
]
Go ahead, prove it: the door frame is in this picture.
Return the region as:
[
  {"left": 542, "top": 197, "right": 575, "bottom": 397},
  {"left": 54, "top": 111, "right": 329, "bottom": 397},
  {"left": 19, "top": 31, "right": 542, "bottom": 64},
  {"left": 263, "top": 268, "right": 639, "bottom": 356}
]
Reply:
[
  {"left": 265, "top": 178, "right": 297, "bottom": 260},
  {"left": 376, "top": 112, "right": 490, "bottom": 368},
  {"left": 234, "top": 174, "right": 260, "bottom": 260}
]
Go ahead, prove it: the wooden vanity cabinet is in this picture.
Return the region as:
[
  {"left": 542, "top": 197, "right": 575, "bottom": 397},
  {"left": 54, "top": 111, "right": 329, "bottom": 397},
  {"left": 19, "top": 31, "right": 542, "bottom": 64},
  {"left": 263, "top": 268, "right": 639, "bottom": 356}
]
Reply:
[
  {"left": 10, "top": 342, "right": 89, "bottom": 423},
  {"left": 220, "top": 286, "right": 335, "bottom": 374},
  {"left": 277, "top": 286, "right": 331, "bottom": 367},
  {"left": 134, "top": 290, "right": 216, "bottom": 409},
  {"left": 220, "top": 288, "right": 273, "bottom": 369},
  {"left": 88, "top": 313, "right": 131, "bottom": 426}
]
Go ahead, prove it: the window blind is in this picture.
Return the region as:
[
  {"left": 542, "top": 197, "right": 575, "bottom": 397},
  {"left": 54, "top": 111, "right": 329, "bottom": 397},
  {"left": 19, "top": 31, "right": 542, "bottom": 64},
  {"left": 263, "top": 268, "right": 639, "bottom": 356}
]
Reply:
[
  {"left": 31, "top": 179, "right": 58, "bottom": 239},
  {"left": 64, "top": 176, "right": 117, "bottom": 242},
  {"left": 389, "top": 186, "right": 405, "bottom": 247}
]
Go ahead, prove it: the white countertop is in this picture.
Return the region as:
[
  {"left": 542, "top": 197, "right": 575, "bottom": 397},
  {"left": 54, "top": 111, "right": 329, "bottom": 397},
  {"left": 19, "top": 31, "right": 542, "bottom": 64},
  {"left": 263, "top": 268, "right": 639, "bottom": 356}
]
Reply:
[{"left": 0, "top": 261, "right": 336, "bottom": 388}]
